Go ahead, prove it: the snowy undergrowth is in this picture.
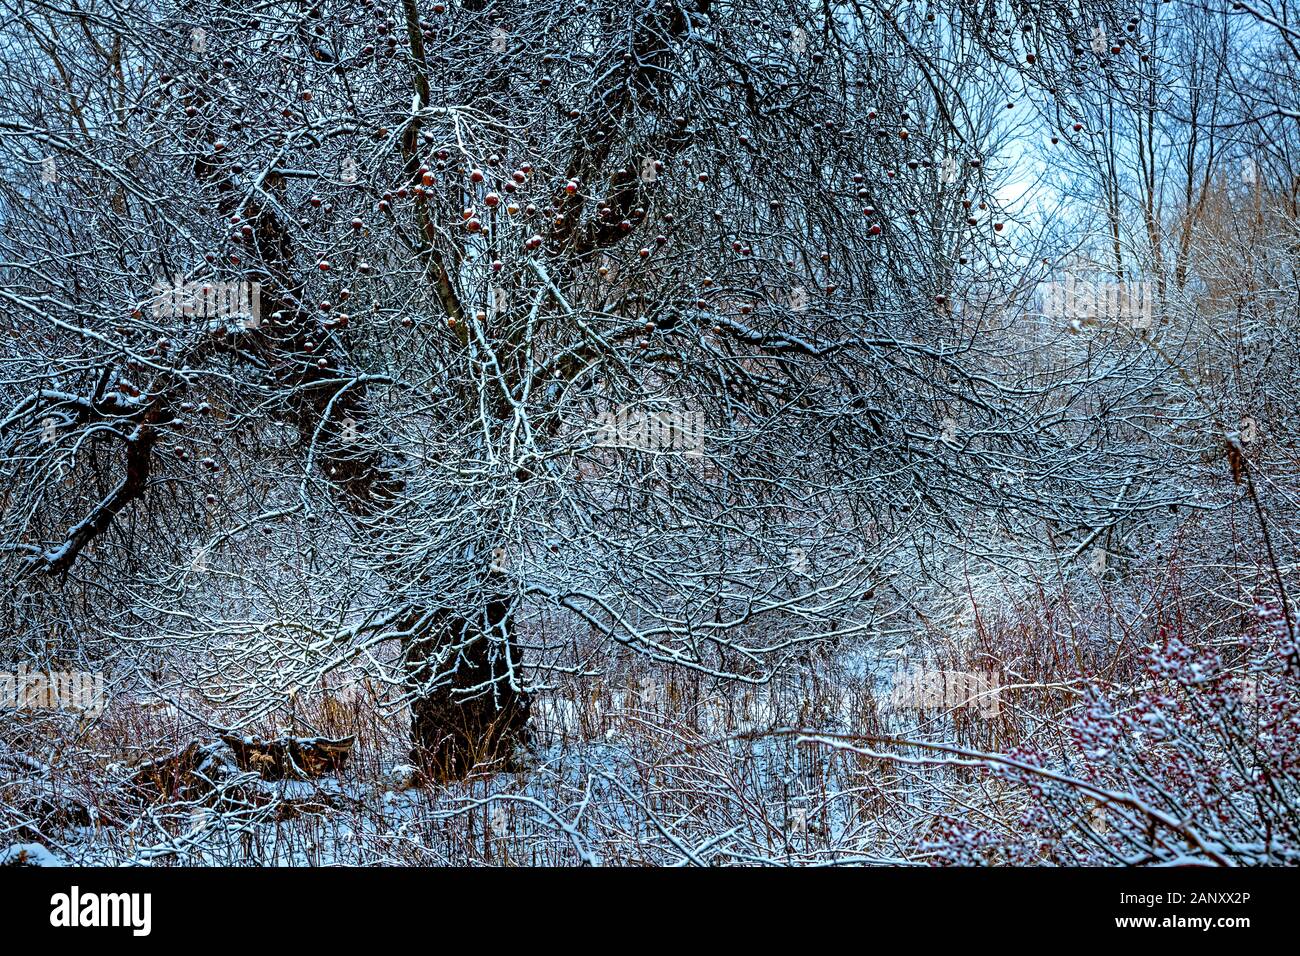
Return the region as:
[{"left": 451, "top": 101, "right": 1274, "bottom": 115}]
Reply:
[{"left": 4, "top": 547, "right": 1298, "bottom": 867}]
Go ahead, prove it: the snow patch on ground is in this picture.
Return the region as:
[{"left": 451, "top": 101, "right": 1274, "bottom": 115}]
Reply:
[{"left": 0, "top": 842, "right": 66, "bottom": 866}]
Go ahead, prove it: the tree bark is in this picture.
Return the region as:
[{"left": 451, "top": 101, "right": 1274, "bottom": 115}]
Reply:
[{"left": 401, "top": 595, "right": 531, "bottom": 781}]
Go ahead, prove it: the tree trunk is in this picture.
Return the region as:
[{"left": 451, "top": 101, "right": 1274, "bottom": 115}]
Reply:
[{"left": 402, "top": 595, "right": 531, "bottom": 781}]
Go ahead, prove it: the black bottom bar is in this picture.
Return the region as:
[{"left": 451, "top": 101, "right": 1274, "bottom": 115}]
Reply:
[{"left": 0, "top": 865, "right": 1280, "bottom": 943}]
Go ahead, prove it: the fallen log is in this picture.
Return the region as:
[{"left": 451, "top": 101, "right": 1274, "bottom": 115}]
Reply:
[
  {"left": 128, "top": 734, "right": 354, "bottom": 801},
  {"left": 127, "top": 740, "right": 244, "bottom": 804},
  {"left": 218, "top": 734, "right": 354, "bottom": 781},
  {"left": 0, "top": 736, "right": 361, "bottom": 842}
]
